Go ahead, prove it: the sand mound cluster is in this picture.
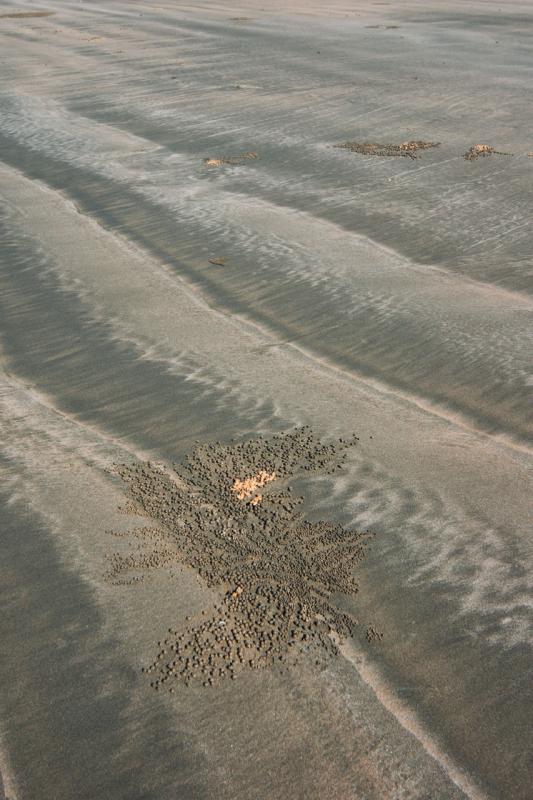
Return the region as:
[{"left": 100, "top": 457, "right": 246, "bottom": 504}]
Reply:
[
  {"left": 334, "top": 140, "right": 440, "bottom": 159},
  {"left": 109, "top": 428, "right": 371, "bottom": 690},
  {"left": 463, "top": 144, "right": 512, "bottom": 160},
  {"left": 203, "top": 152, "right": 257, "bottom": 167}
]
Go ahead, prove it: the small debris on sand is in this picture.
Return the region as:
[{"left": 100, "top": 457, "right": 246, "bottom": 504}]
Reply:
[
  {"left": 203, "top": 152, "right": 257, "bottom": 167},
  {"left": 334, "top": 140, "right": 440, "bottom": 159},
  {"left": 208, "top": 257, "right": 226, "bottom": 266},
  {"left": 464, "top": 144, "right": 512, "bottom": 160},
  {"left": 108, "top": 428, "right": 372, "bottom": 690}
]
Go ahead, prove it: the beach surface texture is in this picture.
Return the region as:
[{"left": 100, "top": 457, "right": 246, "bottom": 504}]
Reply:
[{"left": 0, "top": 1, "right": 532, "bottom": 798}]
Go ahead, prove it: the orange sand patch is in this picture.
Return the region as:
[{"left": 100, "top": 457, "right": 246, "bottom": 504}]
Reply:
[{"left": 232, "top": 470, "right": 276, "bottom": 500}]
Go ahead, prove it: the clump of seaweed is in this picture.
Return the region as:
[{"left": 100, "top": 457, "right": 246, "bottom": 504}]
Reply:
[
  {"left": 334, "top": 140, "right": 440, "bottom": 159},
  {"left": 464, "top": 143, "right": 512, "bottom": 160},
  {"left": 203, "top": 152, "right": 257, "bottom": 167},
  {"left": 108, "top": 428, "right": 372, "bottom": 690}
]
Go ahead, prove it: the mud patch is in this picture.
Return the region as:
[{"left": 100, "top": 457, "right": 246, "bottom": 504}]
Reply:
[
  {"left": 334, "top": 140, "right": 440, "bottom": 159},
  {"left": 108, "top": 429, "right": 372, "bottom": 690},
  {"left": 464, "top": 143, "right": 512, "bottom": 160}
]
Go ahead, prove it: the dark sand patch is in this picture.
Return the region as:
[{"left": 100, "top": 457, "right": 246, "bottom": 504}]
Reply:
[
  {"left": 0, "top": 10, "right": 54, "bottom": 19},
  {"left": 334, "top": 140, "right": 440, "bottom": 159},
  {"left": 108, "top": 429, "right": 372, "bottom": 690},
  {"left": 464, "top": 143, "right": 512, "bottom": 160}
]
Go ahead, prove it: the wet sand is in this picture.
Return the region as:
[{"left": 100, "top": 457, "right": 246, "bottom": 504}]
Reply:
[{"left": 0, "top": 1, "right": 532, "bottom": 798}]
